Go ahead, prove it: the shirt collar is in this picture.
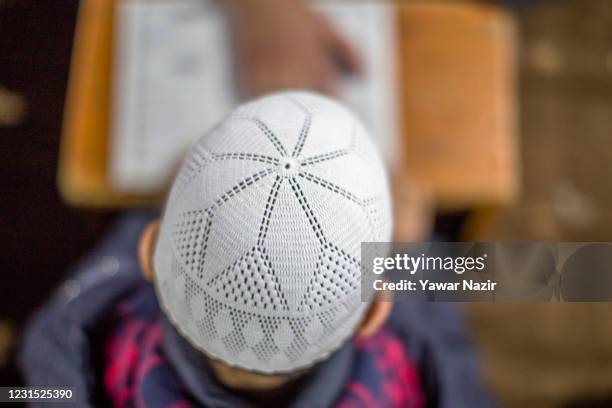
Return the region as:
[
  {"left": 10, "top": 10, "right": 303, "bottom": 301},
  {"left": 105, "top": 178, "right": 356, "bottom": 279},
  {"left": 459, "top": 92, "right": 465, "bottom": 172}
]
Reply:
[{"left": 162, "top": 318, "right": 355, "bottom": 408}]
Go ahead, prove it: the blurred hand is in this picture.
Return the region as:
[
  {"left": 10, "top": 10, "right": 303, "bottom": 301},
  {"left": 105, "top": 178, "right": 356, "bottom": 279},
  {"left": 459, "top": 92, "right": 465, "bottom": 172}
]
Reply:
[
  {"left": 225, "top": 0, "right": 363, "bottom": 98},
  {"left": 392, "top": 173, "right": 434, "bottom": 242}
]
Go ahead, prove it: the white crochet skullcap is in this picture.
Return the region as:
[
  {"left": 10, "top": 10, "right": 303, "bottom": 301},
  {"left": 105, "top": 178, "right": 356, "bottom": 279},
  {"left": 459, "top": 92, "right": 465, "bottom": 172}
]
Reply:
[{"left": 154, "top": 91, "right": 392, "bottom": 374}]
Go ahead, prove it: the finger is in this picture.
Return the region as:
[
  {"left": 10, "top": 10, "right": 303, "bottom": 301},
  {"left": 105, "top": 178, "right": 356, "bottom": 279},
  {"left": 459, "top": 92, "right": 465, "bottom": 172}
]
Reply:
[
  {"left": 329, "top": 30, "right": 364, "bottom": 76},
  {"left": 314, "top": 14, "right": 365, "bottom": 76},
  {"left": 311, "top": 60, "right": 339, "bottom": 96}
]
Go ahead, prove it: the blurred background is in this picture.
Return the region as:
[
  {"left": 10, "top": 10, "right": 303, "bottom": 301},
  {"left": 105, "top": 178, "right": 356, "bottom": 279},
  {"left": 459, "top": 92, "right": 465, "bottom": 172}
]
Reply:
[{"left": 2, "top": 0, "right": 612, "bottom": 407}]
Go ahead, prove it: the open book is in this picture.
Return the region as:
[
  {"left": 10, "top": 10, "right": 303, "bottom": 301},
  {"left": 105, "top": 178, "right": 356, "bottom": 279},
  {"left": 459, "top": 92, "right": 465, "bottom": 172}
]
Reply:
[{"left": 111, "top": 0, "right": 398, "bottom": 192}]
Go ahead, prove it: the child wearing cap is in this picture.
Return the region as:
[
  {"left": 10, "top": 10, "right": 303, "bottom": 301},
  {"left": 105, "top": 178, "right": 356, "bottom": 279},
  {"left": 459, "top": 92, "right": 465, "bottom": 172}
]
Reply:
[{"left": 20, "top": 92, "right": 493, "bottom": 407}]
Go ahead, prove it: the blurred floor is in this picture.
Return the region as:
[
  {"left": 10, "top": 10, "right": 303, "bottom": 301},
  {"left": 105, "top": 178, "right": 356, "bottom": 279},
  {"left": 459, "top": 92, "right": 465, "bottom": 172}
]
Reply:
[{"left": 0, "top": 0, "right": 116, "bottom": 385}]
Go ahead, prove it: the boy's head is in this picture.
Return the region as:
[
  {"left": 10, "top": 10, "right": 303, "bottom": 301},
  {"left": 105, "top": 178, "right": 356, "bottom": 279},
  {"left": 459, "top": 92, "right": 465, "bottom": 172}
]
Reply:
[{"left": 139, "top": 92, "right": 392, "bottom": 386}]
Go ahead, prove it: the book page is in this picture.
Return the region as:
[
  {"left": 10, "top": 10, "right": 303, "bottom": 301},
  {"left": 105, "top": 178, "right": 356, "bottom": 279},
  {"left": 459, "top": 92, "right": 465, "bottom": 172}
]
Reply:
[{"left": 111, "top": 0, "right": 397, "bottom": 192}]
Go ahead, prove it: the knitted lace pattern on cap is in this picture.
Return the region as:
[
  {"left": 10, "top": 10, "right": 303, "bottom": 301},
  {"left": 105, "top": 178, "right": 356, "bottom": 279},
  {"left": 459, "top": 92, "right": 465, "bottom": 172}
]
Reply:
[{"left": 154, "top": 92, "right": 392, "bottom": 374}]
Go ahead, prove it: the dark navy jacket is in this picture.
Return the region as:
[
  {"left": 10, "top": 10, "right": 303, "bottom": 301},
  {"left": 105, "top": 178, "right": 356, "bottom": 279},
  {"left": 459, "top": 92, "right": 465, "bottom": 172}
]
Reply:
[{"left": 19, "top": 211, "right": 494, "bottom": 408}]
